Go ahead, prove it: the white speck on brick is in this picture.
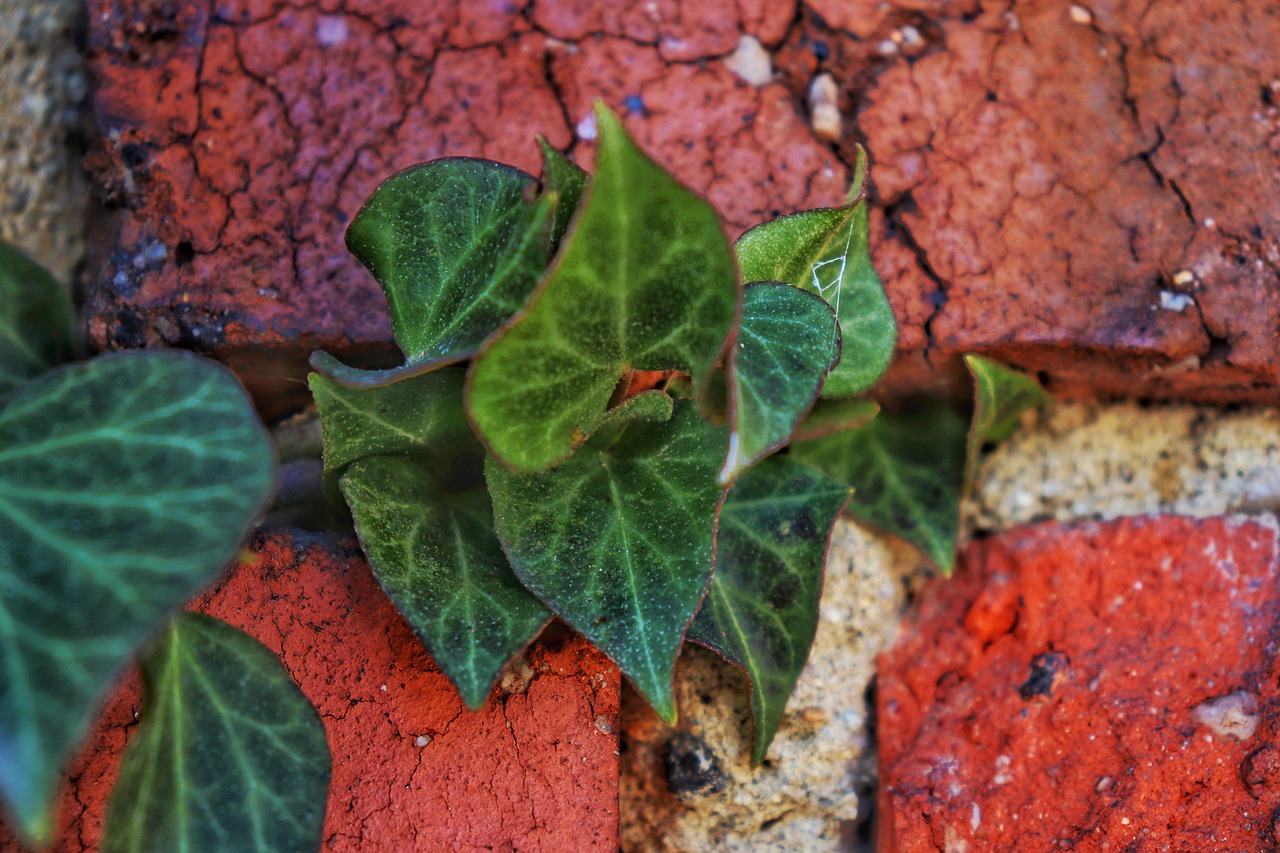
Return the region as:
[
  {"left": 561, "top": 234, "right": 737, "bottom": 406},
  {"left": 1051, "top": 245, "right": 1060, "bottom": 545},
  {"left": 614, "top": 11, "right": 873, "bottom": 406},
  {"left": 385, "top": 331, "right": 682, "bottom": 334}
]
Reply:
[
  {"left": 1069, "top": 5, "right": 1093, "bottom": 25},
  {"left": 808, "top": 73, "right": 843, "bottom": 142},
  {"left": 1193, "top": 690, "right": 1259, "bottom": 740},
  {"left": 576, "top": 113, "right": 597, "bottom": 141},
  {"left": 1160, "top": 290, "right": 1194, "bottom": 312},
  {"left": 725, "top": 35, "right": 773, "bottom": 86},
  {"left": 316, "top": 16, "right": 349, "bottom": 47},
  {"left": 415, "top": 734, "right": 431, "bottom": 747}
]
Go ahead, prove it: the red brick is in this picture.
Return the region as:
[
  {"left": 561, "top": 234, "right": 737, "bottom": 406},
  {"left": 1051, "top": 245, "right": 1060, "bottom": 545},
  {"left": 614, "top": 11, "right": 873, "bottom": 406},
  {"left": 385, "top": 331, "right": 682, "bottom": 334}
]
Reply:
[
  {"left": 0, "top": 529, "right": 620, "bottom": 852},
  {"left": 83, "top": 0, "right": 1280, "bottom": 416},
  {"left": 878, "top": 515, "right": 1280, "bottom": 851}
]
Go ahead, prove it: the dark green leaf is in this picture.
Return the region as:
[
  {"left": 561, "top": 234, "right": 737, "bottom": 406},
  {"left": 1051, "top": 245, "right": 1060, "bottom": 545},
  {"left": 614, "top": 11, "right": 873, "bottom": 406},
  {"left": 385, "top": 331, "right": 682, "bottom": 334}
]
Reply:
[
  {"left": 309, "top": 366, "right": 478, "bottom": 497},
  {"left": 340, "top": 457, "right": 551, "bottom": 709},
  {"left": 486, "top": 401, "right": 728, "bottom": 722},
  {"left": 0, "top": 241, "right": 75, "bottom": 396},
  {"left": 791, "top": 398, "right": 880, "bottom": 443},
  {"left": 538, "top": 137, "right": 588, "bottom": 253},
  {"left": 791, "top": 405, "right": 966, "bottom": 573},
  {"left": 687, "top": 457, "right": 849, "bottom": 763},
  {"left": 0, "top": 351, "right": 274, "bottom": 843},
  {"left": 340, "top": 158, "right": 553, "bottom": 383},
  {"left": 722, "top": 282, "right": 841, "bottom": 484},
  {"left": 735, "top": 149, "right": 895, "bottom": 399},
  {"left": 965, "top": 354, "right": 1051, "bottom": 479},
  {"left": 103, "top": 613, "right": 330, "bottom": 853},
  {"left": 468, "top": 102, "right": 739, "bottom": 473}
]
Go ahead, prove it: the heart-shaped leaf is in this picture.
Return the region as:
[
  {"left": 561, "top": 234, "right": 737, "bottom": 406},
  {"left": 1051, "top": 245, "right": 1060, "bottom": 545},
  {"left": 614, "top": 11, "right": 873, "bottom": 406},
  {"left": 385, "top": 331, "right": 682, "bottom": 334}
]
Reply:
[
  {"left": 791, "top": 404, "right": 966, "bottom": 573},
  {"left": 323, "top": 158, "right": 554, "bottom": 388},
  {"left": 309, "top": 367, "right": 479, "bottom": 499},
  {"left": 486, "top": 401, "right": 728, "bottom": 722},
  {"left": 687, "top": 456, "right": 849, "bottom": 763},
  {"left": 791, "top": 397, "right": 880, "bottom": 443},
  {"left": 340, "top": 457, "right": 552, "bottom": 709},
  {"left": 735, "top": 148, "right": 895, "bottom": 399},
  {"left": 0, "top": 241, "right": 75, "bottom": 396},
  {"left": 538, "top": 137, "right": 588, "bottom": 254},
  {"left": 965, "top": 354, "right": 1051, "bottom": 480},
  {"left": 102, "top": 613, "right": 330, "bottom": 853},
  {"left": 0, "top": 351, "right": 274, "bottom": 843},
  {"left": 721, "top": 282, "right": 841, "bottom": 484},
  {"left": 468, "top": 102, "right": 739, "bottom": 473}
]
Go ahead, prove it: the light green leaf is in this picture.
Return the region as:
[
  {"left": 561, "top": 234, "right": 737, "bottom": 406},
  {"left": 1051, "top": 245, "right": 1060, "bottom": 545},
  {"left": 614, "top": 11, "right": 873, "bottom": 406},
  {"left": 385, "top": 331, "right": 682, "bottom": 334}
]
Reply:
[
  {"left": 468, "top": 102, "right": 739, "bottom": 473},
  {"left": 965, "top": 354, "right": 1051, "bottom": 479},
  {"left": 687, "top": 457, "right": 849, "bottom": 763},
  {"left": 722, "top": 282, "right": 841, "bottom": 484},
  {"left": 792, "top": 398, "right": 879, "bottom": 443},
  {"left": 735, "top": 149, "right": 895, "bottom": 399},
  {"left": 326, "top": 158, "right": 553, "bottom": 387},
  {"left": 486, "top": 401, "right": 728, "bottom": 722},
  {"left": 0, "top": 351, "right": 274, "bottom": 843},
  {"left": 597, "top": 389, "right": 674, "bottom": 429},
  {"left": 791, "top": 404, "right": 966, "bottom": 573},
  {"left": 538, "top": 137, "right": 588, "bottom": 253},
  {"left": 0, "top": 241, "right": 75, "bottom": 396},
  {"left": 340, "top": 457, "right": 552, "bottom": 709},
  {"left": 309, "top": 367, "right": 478, "bottom": 498},
  {"left": 102, "top": 613, "right": 330, "bottom": 853}
]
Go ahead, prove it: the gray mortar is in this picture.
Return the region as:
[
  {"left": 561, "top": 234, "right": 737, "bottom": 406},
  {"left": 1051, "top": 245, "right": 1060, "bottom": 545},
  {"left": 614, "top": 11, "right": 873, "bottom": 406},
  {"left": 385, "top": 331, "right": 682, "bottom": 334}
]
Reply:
[{"left": 0, "top": 0, "right": 87, "bottom": 284}]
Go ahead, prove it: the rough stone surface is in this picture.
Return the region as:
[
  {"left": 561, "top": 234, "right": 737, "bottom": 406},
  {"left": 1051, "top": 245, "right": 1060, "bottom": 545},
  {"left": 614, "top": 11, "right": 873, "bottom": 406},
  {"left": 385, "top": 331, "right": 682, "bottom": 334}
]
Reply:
[
  {"left": 81, "top": 0, "right": 845, "bottom": 417},
  {"left": 0, "top": 529, "right": 621, "bottom": 852},
  {"left": 619, "top": 520, "right": 924, "bottom": 851},
  {"left": 969, "top": 401, "right": 1280, "bottom": 532},
  {"left": 0, "top": 0, "right": 87, "bottom": 282},
  {"left": 82, "top": 0, "right": 1280, "bottom": 415},
  {"left": 879, "top": 515, "right": 1280, "bottom": 852}
]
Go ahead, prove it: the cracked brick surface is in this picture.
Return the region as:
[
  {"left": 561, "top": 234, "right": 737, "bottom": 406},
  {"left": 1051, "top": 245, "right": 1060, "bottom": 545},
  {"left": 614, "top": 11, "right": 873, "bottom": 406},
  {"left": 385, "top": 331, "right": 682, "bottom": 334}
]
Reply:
[
  {"left": 0, "top": 529, "right": 620, "bottom": 852},
  {"left": 878, "top": 515, "right": 1280, "bottom": 851},
  {"left": 83, "top": 0, "right": 1280, "bottom": 417}
]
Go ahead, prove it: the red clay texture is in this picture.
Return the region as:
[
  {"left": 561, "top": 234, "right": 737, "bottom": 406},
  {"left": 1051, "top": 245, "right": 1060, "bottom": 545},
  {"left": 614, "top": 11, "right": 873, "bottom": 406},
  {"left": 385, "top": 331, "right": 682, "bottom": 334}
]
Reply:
[
  {"left": 877, "top": 515, "right": 1280, "bottom": 852},
  {"left": 0, "top": 529, "right": 620, "bottom": 853},
  {"left": 83, "top": 0, "right": 1280, "bottom": 414}
]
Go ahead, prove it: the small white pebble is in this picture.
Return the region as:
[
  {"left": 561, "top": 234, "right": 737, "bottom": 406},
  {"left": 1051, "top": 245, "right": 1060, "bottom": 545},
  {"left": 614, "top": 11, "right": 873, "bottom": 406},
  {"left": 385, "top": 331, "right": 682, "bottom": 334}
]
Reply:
[
  {"left": 808, "top": 73, "right": 843, "bottom": 142},
  {"left": 1193, "top": 690, "right": 1259, "bottom": 741},
  {"left": 876, "top": 39, "right": 898, "bottom": 56},
  {"left": 1159, "top": 290, "right": 1194, "bottom": 312},
  {"left": 1121, "top": 817, "right": 1131, "bottom": 826},
  {"left": 900, "top": 25, "right": 922, "bottom": 46},
  {"left": 1204, "top": 217, "right": 1217, "bottom": 228},
  {"left": 1172, "top": 269, "right": 1196, "bottom": 287},
  {"left": 576, "top": 113, "right": 597, "bottom": 141},
  {"left": 1069, "top": 4, "right": 1093, "bottom": 25},
  {"left": 415, "top": 734, "right": 431, "bottom": 747},
  {"left": 379, "top": 684, "right": 388, "bottom": 692},
  {"left": 594, "top": 715, "right": 615, "bottom": 735},
  {"left": 724, "top": 35, "right": 773, "bottom": 87}
]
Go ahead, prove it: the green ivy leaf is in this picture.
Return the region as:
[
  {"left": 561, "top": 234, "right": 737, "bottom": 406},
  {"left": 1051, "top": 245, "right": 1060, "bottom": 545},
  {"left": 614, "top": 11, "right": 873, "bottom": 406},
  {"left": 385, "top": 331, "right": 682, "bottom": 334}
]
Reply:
[
  {"left": 722, "top": 282, "right": 841, "bottom": 484},
  {"left": 687, "top": 457, "right": 849, "bottom": 763},
  {"left": 340, "top": 457, "right": 552, "bottom": 709},
  {"left": 468, "top": 102, "right": 739, "bottom": 473},
  {"left": 791, "top": 404, "right": 966, "bottom": 574},
  {"left": 326, "top": 158, "right": 553, "bottom": 387},
  {"left": 965, "top": 354, "right": 1051, "bottom": 479},
  {"left": 309, "top": 367, "right": 478, "bottom": 498},
  {"left": 735, "top": 149, "right": 895, "bottom": 399},
  {"left": 102, "top": 613, "right": 330, "bottom": 853},
  {"left": 538, "top": 137, "right": 588, "bottom": 253},
  {"left": 791, "top": 397, "right": 880, "bottom": 443},
  {"left": 0, "top": 351, "right": 274, "bottom": 843},
  {"left": 486, "top": 401, "right": 728, "bottom": 722},
  {"left": 597, "top": 389, "right": 674, "bottom": 428},
  {"left": 0, "top": 241, "right": 75, "bottom": 396}
]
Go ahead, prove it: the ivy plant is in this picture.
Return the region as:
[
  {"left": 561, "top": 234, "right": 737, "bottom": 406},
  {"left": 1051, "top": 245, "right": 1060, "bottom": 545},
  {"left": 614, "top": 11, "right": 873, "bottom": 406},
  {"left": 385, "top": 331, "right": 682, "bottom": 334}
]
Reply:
[
  {"left": 0, "top": 242, "right": 328, "bottom": 851},
  {"left": 311, "top": 101, "right": 1051, "bottom": 763}
]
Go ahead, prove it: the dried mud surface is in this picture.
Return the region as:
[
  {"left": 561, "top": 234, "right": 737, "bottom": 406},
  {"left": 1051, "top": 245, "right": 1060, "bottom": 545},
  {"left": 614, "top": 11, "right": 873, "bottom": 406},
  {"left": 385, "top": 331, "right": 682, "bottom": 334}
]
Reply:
[
  {"left": 879, "top": 515, "right": 1280, "bottom": 852},
  {"left": 84, "top": 0, "right": 1280, "bottom": 416},
  {"left": 0, "top": 529, "right": 621, "bottom": 853}
]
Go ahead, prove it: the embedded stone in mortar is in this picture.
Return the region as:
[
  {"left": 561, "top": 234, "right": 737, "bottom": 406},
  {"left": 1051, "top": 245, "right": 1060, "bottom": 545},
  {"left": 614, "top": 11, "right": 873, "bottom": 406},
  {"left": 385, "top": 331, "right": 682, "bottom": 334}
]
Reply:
[{"left": 619, "top": 520, "right": 925, "bottom": 851}]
